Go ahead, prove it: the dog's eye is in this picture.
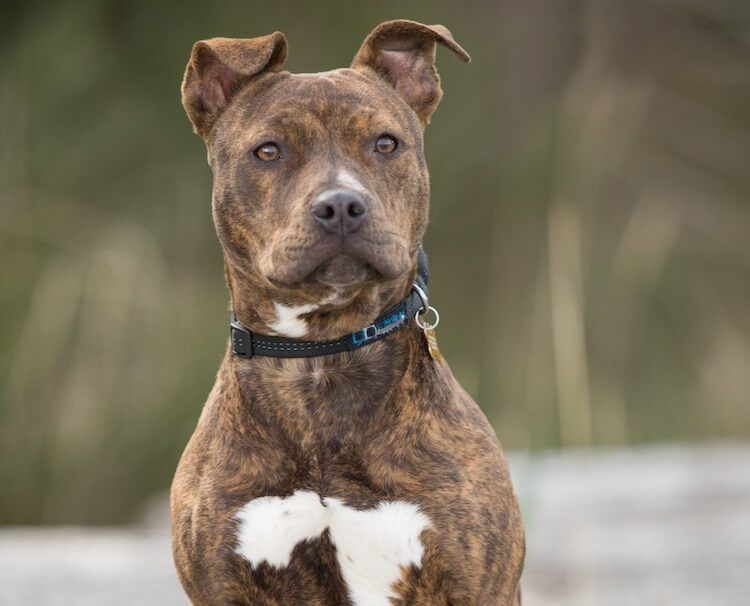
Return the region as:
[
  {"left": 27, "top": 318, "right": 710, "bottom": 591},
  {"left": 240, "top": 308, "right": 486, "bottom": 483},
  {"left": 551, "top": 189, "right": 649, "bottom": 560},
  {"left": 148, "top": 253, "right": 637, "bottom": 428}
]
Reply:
[
  {"left": 254, "top": 142, "right": 282, "bottom": 162},
  {"left": 374, "top": 134, "right": 398, "bottom": 154}
]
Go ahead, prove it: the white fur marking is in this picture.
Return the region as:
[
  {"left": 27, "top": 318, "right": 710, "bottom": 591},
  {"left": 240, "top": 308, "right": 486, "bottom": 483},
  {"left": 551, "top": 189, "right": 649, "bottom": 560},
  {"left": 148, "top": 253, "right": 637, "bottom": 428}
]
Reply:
[
  {"left": 234, "top": 491, "right": 431, "bottom": 605},
  {"left": 325, "top": 497, "right": 431, "bottom": 605},
  {"left": 337, "top": 170, "right": 370, "bottom": 195},
  {"left": 269, "top": 291, "right": 345, "bottom": 338},
  {"left": 268, "top": 301, "right": 319, "bottom": 338},
  {"left": 234, "top": 491, "right": 327, "bottom": 568}
]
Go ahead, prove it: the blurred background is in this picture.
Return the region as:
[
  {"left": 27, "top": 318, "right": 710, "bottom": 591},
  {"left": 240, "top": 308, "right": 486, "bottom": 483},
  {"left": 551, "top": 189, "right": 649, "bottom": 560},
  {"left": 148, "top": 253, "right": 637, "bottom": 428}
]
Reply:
[{"left": 1, "top": 0, "right": 749, "bottom": 604}]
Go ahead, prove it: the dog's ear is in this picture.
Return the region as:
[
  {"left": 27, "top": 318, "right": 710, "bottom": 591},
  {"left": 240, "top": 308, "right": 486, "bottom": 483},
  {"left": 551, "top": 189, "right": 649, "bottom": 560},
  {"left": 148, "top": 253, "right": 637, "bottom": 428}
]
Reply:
[
  {"left": 181, "top": 32, "right": 287, "bottom": 136},
  {"left": 351, "top": 20, "right": 470, "bottom": 124}
]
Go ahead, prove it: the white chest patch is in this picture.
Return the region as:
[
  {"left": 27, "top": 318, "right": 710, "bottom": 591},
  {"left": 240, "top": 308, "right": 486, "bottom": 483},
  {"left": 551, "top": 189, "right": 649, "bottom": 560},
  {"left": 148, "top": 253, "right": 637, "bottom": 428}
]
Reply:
[{"left": 234, "top": 491, "right": 431, "bottom": 605}]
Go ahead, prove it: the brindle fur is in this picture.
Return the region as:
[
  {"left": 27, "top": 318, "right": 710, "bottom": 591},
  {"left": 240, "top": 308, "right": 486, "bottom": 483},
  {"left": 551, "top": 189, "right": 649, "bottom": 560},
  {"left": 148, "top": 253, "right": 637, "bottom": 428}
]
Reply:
[{"left": 172, "top": 20, "right": 525, "bottom": 605}]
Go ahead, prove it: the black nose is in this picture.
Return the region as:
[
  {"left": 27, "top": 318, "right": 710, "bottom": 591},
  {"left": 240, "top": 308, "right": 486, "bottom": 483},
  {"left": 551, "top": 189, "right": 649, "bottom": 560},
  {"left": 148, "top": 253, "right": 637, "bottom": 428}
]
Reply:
[{"left": 310, "top": 189, "right": 369, "bottom": 235}]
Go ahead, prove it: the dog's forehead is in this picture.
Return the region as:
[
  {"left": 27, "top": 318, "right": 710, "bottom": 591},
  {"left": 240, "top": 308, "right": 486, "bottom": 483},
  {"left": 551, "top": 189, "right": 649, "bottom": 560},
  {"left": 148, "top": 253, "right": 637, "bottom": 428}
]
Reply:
[
  {"left": 292, "top": 67, "right": 361, "bottom": 84},
  {"left": 232, "top": 68, "right": 417, "bottom": 130},
  {"left": 285, "top": 68, "right": 378, "bottom": 98},
  {"left": 280, "top": 69, "right": 376, "bottom": 113}
]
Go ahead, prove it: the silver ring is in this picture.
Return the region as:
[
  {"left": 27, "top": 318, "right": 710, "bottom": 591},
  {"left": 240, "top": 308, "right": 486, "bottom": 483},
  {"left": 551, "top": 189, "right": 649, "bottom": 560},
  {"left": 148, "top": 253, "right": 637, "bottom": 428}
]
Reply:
[{"left": 415, "top": 306, "right": 440, "bottom": 330}]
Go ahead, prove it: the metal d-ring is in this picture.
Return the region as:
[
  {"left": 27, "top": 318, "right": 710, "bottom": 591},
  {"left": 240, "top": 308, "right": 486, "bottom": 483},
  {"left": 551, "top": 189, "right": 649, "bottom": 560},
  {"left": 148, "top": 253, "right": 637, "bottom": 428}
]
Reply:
[{"left": 415, "top": 305, "right": 440, "bottom": 330}]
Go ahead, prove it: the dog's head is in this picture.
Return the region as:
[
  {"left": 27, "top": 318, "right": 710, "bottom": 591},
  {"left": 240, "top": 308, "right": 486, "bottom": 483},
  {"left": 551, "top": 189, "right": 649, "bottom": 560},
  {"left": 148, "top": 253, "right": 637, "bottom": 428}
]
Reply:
[{"left": 181, "top": 20, "right": 469, "bottom": 338}]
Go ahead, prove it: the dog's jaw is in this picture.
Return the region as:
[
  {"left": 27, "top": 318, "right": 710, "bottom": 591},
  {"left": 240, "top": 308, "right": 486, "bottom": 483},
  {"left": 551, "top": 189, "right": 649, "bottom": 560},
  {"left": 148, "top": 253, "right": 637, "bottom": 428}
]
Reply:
[
  {"left": 219, "top": 241, "right": 418, "bottom": 343},
  {"left": 225, "top": 256, "right": 415, "bottom": 340}
]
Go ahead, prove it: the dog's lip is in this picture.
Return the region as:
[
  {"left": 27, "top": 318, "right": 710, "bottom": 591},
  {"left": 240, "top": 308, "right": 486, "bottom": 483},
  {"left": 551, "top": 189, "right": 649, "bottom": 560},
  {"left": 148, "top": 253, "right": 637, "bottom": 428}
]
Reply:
[
  {"left": 311, "top": 254, "right": 374, "bottom": 288},
  {"left": 268, "top": 236, "right": 403, "bottom": 285},
  {"left": 266, "top": 253, "right": 376, "bottom": 290}
]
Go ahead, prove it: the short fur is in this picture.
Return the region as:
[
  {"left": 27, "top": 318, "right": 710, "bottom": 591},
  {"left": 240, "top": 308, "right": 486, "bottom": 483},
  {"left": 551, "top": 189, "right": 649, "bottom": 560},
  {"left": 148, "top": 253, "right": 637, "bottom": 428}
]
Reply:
[{"left": 171, "top": 19, "right": 525, "bottom": 605}]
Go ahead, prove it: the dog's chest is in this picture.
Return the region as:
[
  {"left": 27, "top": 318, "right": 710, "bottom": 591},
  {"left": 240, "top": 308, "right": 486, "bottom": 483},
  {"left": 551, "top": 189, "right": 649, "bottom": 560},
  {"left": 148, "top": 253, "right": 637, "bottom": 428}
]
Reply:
[{"left": 233, "top": 490, "right": 431, "bottom": 605}]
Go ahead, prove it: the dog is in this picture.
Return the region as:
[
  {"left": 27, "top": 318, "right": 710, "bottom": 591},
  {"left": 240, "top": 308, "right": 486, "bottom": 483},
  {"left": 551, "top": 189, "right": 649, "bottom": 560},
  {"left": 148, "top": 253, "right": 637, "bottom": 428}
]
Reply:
[{"left": 171, "top": 19, "right": 525, "bottom": 605}]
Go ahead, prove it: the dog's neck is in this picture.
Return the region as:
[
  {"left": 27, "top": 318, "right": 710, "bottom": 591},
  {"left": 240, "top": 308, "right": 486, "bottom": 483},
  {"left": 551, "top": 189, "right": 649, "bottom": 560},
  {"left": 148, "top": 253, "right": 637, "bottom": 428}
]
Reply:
[
  {"left": 226, "top": 330, "right": 417, "bottom": 450},
  {"left": 219, "top": 261, "right": 423, "bottom": 447},
  {"left": 224, "top": 261, "right": 418, "bottom": 342}
]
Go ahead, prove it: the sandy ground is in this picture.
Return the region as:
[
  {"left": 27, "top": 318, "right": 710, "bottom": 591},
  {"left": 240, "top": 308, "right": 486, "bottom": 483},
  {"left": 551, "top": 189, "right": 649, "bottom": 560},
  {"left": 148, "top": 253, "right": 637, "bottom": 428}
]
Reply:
[{"left": 2, "top": 443, "right": 748, "bottom": 605}]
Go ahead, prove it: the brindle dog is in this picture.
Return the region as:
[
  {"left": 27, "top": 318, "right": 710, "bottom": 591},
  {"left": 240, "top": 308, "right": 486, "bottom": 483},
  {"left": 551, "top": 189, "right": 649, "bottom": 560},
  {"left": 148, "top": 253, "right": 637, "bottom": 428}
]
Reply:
[{"left": 171, "top": 19, "right": 525, "bottom": 606}]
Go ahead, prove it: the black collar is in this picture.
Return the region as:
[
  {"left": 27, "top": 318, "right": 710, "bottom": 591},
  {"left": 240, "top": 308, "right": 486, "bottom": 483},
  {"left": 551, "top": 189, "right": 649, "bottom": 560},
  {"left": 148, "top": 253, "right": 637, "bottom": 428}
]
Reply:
[{"left": 230, "top": 251, "right": 430, "bottom": 359}]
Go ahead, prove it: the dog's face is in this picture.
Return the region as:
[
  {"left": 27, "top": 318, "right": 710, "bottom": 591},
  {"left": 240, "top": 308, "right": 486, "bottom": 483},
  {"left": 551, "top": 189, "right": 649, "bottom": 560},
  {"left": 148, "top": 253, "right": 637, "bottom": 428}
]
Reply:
[
  {"left": 210, "top": 68, "right": 427, "bottom": 290},
  {"left": 181, "top": 21, "right": 469, "bottom": 330}
]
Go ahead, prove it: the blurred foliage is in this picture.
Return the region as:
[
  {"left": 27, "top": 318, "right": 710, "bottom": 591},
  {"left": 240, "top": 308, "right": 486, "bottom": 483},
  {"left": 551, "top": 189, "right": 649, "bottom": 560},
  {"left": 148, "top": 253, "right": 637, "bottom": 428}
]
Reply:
[{"left": 1, "top": 0, "right": 749, "bottom": 524}]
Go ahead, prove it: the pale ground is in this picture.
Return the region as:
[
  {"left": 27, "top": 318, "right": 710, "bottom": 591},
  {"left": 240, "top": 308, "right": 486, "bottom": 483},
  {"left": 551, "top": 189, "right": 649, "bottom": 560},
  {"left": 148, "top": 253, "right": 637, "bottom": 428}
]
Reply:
[{"left": 2, "top": 443, "right": 748, "bottom": 605}]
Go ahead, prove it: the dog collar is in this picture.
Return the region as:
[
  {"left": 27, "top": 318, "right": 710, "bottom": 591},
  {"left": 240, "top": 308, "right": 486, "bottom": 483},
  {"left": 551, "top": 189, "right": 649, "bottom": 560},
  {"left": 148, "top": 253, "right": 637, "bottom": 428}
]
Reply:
[
  {"left": 231, "top": 284, "right": 434, "bottom": 358},
  {"left": 230, "top": 252, "right": 434, "bottom": 358}
]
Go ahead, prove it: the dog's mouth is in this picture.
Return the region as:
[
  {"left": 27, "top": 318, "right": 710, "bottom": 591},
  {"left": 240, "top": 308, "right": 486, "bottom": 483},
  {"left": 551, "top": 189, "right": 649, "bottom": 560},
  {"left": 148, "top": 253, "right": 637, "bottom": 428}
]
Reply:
[
  {"left": 263, "top": 234, "right": 410, "bottom": 290},
  {"left": 312, "top": 254, "right": 373, "bottom": 287}
]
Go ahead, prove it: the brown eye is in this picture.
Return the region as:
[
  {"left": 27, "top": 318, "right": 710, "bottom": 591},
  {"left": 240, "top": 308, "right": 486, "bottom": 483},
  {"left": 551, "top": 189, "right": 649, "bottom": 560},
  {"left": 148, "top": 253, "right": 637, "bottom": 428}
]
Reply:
[
  {"left": 254, "top": 142, "right": 282, "bottom": 162},
  {"left": 374, "top": 134, "right": 398, "bottom": 154}
]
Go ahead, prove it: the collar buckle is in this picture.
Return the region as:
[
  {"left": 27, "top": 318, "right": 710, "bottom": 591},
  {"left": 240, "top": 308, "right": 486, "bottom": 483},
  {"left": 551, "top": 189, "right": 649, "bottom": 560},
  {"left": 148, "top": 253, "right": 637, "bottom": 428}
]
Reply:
[{"left": 230, "top": 317, "right": 252, "bottom": 356}]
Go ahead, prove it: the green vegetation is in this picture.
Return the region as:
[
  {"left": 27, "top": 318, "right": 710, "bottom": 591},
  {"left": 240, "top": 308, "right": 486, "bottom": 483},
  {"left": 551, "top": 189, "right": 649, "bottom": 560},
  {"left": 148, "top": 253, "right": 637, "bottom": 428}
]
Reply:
[{"left": 1, "top": 1, "right": 748, "bottom": 524}]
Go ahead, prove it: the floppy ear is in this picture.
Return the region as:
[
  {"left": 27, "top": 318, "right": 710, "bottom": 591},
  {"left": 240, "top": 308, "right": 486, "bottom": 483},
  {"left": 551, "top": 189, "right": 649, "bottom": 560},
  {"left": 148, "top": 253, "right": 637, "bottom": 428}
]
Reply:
[
  {"left": 351, "top": 20, "right": 470, "bottom": 124},
  {"left": 181, "top": 32, "right": 287, "bottom": 136}
]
